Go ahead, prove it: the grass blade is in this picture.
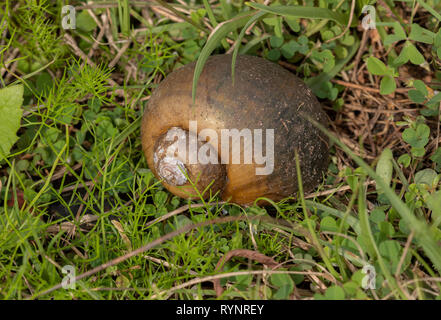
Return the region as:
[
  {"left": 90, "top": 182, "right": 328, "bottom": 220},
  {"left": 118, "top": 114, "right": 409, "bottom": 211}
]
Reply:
[
  {"left": 245, "top": 3, "right": 349, "bottom": 26},
  {"left": 309, "top": 117, "right": 441, "bottom": 273},
  {"left": 231, "top": 11, "right": 267, "bottom": 84},
  {"left": 192, "top": 12, "right": 256, "bottom": 102}
]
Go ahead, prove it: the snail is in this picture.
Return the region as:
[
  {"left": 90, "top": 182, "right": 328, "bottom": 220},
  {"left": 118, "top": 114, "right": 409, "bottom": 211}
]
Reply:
[{"left": 141, "top": 54, "right": 329, "bottom": 205}]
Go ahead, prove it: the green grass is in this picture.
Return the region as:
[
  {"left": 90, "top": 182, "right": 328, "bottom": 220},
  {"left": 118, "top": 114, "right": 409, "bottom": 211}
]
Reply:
[{"left": 1, "top": 0, "right": 441, "bottom": 300}]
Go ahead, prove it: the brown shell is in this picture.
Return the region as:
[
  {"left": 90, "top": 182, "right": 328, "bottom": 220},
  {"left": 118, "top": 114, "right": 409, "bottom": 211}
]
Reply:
[{"left": 141, "top": 54, "right": 329, "bottom": 205}]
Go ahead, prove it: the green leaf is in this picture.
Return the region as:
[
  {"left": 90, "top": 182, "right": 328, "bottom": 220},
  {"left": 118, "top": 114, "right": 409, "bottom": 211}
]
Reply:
[
  {"left": 398, "top": 154, "right": 411, "bottom": 167},
  {"left": 0, "top": 85, "right": 24, "bottom": 160},
  {"left": 370, "top": 209, "right": 386, "bottom": 224},
  {"left": 379, "top": 221, "right": 395, "bottom": 238},
  {"left": 270, "top": 272, "right": 294, "bottom": 299},
  {"left": 380, "top": 76, "right": 396, "bottom": 95},
  {"left": 430, "top": 147, "right": 441, "bottom": 165},
  {"left": 325, "top": 286, "right": 345, "bottom": 300},
  {"left": 313, "top": 81, "right": 338, "bottom": 100},
  {"left": 174, "top": 215, "right": 193, "bottom": 229},
  {"left": 407, "top": 43, "right": 425, "bottom": 65},
  {"left": 280, "top": 40, "right": 300, "bottom": 59},
  {"left": 320, "top": 216, "right": 338, "bottom": 232},
  {"left": 427, "top": 92, "right": 441, "bottom": 105},
  {"left": 408, "top": 80, "right": 427, "bottom": 104},
  {"left": 36, "top": 72, "right": 52, "bottom": 95},
  {"left": 408, "top": 90, "right": 426, "bottom": 103},
  {"left": 411, "top": 147, "right": 426, "bottom": 157},
  {"left": 306, "top": 35, "right": 360, "bottom": 94},
  {"left": 43, "top": 127, "right": 60, "bottom": 144},
  {"left": 154, "top": 190, "right": 168, "bottom": 207},
  {"left": 269, "top": 35, "right": 284, "bottom": 48},
  {"left": 393, "top": 41, "right": 425, "bottom": 66},
  {"left": 376, "top": 148, "right": 393, "bottom": 193},
  {"left": 267, "top": 48, "right": 281, "bottom": 61},
  {"left": 76, "top": 10, "right": 98, "bottom": 32},
  {"left": 393, "top": 45, "right": 410, "bottom": 66},
  {"left": 408, "top": 23, "right": 434, "bottom": 44},
  {"left": 273, "top": 284, "right": 292, "bottom": 299},
  {"left": 339, "top": 33, "right": 355, "bottom": 46},
  {"left": 285, "top": 17, "right": 300, "bottom": 32},
  {"left": 311, "top": 49, "right": 335, "bottom": 72},
  {"left": 413, "top": 80, "right": 428, "bottom": 95},
  {"left": 379, "top": 240, "right": 410, "bottom": 273},
  {"left": 415, "top": 168, "right": 438, "bottom": 187},
  {"left": 366, "top": 57, "right": 389, "bottom": 76},
  {"left": 270, "top": 272, "right": 293, "bottom": 287},
  {"left": 263, "top": 17, "right": 283, "bottom": 37},
  {"left": 384, "top": 22, "right": 407, "bottom": 45},
  {"left": 334, "top": 46, "right": 348, "bottom": 59},
  {"left": 402, "top": 124, "right": 430, "bottom": 149},
  {"left": 321, "top": 30, "right": 335, "bottom": 42},
  {"left": 427, "top": 191, "right": 441, "bottom": 227}
]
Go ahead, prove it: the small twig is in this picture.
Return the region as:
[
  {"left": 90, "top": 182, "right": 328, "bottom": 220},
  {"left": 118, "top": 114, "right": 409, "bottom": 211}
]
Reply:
[
  {"left": 151, "top": 270, "right": 332, "bottom": 299},
  {"left": 351, "top": 29, "right": 369, "bottom": 82},
  {"left": 395, "top": 231, "right": 415, "bottom": 278},
  {"left": 331, "top": 79, "right": 410, "bottom": 93},
  {"left": 108, "top": 39, "right": 132, "bottom": 68},
  {"left": 382, "top": 277, "right": 441, "bottom": 300},
  {"left": 32, "top": 215, "right": 256, "bottom": 299},
  {"left": 325, "top": 0, "right": 356, "bottom": 43},
  {"left": 143, "top": 255, "right": 198, "bottom": 276},
  {"left": 34, "top": 163, "right": 82, "bottom": 187},
  {"left": 88, "top": 26, "right": 106, "bottom": 59},
  {"left": 305, "top": 180, "right": 376, "bottom": 199},
  {"left": 0, "top": 47, "right": 19, "bottom": 77}
]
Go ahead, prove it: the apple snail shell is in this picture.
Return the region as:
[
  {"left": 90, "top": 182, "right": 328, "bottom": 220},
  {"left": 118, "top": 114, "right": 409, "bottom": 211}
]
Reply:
[{"left": 141, "top": 54, "right": 329, "bottom": 205}]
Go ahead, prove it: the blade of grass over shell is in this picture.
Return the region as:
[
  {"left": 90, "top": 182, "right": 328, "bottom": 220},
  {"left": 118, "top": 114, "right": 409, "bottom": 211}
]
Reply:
[
  {"left": 202, "top": 0, "right": 229, "bottom": 49},
  {"left": 231, "top": 11, "right": 267, "bottom": 85},
  {"left": 308, "top": 117, "right": 441, "bottom": 273},
  {"left": 192, "top": 11, "right": 256, "bottom": 102},
  {"left": 245, "top": 3, "right": 349, "bottom": 26},
  {"left": 202, "top": 0, "right": 219, "bottom": 27}
]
